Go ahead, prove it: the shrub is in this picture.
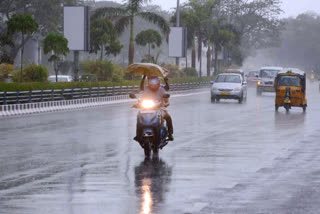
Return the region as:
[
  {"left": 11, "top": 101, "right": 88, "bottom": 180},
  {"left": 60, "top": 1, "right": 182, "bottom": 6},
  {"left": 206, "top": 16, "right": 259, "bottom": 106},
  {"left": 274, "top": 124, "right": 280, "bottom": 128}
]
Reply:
[
  {"left": 0, "top": 77, "right": 212, "bottom": 92},
  {"left": 161, "top": 64, "right": 185, "bottom": 78},
  {"left": 112, "top": 64, "right": 125, "bottom": 82},
  {"left": 80, "top": 60, "right": 125, "bottom": 82},
  {"left": 183, "top": 67, "right": 198, "bottom": 77},
  {"left": 80, "top": 73, "right": 98, "bottom": 82},
  {"left": 0, "top": 63, "right": 15, "bottom": 81},
  {"left": 12, "top": 63, "right": 48, "bottom": 82},
  {"left": 80, "top": 60, "right": 114, "bottom": 81}
]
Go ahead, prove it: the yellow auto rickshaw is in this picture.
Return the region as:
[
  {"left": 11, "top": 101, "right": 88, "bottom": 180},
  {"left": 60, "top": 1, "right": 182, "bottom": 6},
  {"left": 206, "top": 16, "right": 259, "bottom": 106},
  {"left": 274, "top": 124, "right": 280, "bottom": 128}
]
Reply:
[{"left": 274, "top": 70, "right": 307, "bottom": 112}]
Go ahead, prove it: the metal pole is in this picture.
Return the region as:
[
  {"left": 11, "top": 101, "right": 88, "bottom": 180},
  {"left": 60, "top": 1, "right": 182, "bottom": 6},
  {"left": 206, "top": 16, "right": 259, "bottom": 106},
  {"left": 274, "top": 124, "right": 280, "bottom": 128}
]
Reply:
[
  {"left": 73, "top": 51, "right": 79, "bottom": 81},
  {"left": 176, "top": 0, "right": 180, "bottom": 67},
  {"left": 185, "top": 28, "right": 188, "bottom": 70}
]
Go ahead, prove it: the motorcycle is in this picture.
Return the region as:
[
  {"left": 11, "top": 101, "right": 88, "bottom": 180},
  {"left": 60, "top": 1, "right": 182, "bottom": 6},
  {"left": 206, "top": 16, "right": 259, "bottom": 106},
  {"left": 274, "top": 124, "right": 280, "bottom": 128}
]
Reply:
[{"left": 130, "top": 93, "right": 170, "bottom": 157}]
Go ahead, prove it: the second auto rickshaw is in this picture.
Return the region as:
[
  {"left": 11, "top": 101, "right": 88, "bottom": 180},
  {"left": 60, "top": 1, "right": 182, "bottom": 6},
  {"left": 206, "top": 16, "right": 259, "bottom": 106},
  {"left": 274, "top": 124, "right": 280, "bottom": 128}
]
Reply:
[{"left": 274, "top": 70, "right": 307, "bottom": 112}]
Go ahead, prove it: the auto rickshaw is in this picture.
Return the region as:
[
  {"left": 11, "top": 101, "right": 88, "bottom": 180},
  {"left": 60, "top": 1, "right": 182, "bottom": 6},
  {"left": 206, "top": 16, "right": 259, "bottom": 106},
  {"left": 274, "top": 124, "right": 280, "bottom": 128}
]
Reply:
[{"left": 274, "top": 70, "right": 307, "bottom": 112}]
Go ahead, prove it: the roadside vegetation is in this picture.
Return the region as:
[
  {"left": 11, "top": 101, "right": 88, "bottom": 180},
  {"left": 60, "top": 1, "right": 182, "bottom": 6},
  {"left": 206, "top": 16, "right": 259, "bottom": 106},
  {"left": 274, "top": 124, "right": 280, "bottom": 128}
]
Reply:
[
  {"left": 2, "top": 0, "right": 305, "bottom": 88},
  {"left": 0, "top": 76, "right": 211, "bottom": 92}
]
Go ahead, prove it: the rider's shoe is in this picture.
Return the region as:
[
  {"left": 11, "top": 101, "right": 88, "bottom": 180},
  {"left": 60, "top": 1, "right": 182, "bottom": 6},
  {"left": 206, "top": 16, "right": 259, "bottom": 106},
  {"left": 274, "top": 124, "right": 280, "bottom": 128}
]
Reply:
[{"left": 168, "top": 134, "right": 174, "bottom": 141}]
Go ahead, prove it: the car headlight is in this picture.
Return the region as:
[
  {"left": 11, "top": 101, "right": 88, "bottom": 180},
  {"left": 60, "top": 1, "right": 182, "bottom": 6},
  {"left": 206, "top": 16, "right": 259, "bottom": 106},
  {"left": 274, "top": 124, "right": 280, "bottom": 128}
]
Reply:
[
  {"left": 234, "top": 87, "right": 241, "bottom": 92},
  {"left": 141, "top": 100, "right": 155, "bottom": 109}
]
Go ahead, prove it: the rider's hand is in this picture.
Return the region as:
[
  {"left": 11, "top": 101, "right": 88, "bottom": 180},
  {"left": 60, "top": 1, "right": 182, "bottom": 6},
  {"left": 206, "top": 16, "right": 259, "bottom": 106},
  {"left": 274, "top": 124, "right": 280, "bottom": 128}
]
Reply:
[{"left": 132, "top": 103, "right": 139, "bottom": 108}]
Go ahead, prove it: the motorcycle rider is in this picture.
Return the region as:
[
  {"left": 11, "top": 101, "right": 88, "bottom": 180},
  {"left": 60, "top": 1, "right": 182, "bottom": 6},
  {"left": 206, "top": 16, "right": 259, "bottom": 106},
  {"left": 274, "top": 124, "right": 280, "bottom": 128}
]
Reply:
[
  {"left": 134, "top": 76, "right": 174, "bottom": 141},
  {"left": 140, "top": 75, "right": 170, "bottom": 91}
]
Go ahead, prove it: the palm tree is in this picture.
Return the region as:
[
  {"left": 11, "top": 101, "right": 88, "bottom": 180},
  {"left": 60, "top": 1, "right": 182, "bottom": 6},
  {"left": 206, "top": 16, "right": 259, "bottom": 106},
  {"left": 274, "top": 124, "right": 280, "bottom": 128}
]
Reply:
[
  {"left": 210, "top": 27, "right": 235, "bottom": 74},
  {"left": 92, "top": 0, "right": 170, "bottom": 65},
  {"left": 183, "top": 0, "right": 215, "bottom": 77}
]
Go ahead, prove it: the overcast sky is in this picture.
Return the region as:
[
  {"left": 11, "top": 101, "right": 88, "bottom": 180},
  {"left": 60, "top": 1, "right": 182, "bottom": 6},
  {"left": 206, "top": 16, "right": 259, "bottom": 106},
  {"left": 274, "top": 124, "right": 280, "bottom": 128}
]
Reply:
[{"left": 100, "top": 0, "right": 320, "bottom": 17}]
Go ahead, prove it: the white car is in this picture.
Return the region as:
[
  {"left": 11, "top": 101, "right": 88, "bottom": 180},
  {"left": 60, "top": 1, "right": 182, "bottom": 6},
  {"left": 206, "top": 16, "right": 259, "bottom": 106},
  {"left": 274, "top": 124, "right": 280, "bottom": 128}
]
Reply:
[
  {"left": 48, "top": 75, "right": 73, "bottom": 82},
  {"left": 256, "top": 67, "right": 283, "bottom": 95},
  {"left": 211, "top": 73, "right": 247, "bottom": 103}
]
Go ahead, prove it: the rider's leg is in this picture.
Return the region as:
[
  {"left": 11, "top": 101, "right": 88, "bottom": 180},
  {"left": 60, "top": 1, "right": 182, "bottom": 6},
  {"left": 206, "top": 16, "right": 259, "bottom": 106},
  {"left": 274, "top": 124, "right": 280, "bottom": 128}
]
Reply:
[
  {"left": 163, "top": 110, "right": 174, "bottom": 141},
  {"left": 134, "top": 123, "right": 141, "bottom": 141}
]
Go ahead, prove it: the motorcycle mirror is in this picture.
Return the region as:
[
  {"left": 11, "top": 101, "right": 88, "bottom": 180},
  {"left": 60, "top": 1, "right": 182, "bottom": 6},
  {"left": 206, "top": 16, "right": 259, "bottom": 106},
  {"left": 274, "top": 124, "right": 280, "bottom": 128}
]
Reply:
[
  {"left": 129, "top": 93, "right": 137, "bottom": 99},
  {"left": 163, "top": 94, "right": 170, "bottom": 99}
]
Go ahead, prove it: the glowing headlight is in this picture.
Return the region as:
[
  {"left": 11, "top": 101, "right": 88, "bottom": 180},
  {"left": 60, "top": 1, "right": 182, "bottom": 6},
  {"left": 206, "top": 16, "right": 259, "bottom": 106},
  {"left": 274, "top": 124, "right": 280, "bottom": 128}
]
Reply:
[
  {"left": 234, "top": 87, "right": 241, "bottom": 92},
  {"left": 257, "top": 81, "right": 261, "bottom": 86},
  {"left": 141, "top": 100, "right": 155, "bottom": 109}
]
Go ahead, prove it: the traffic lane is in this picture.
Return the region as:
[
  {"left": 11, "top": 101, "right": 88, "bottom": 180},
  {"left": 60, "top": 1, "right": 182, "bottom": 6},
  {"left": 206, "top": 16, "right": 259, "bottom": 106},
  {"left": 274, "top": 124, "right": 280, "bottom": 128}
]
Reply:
[
  {"left": 160, "top": 88, "right": 318, "bottom": 213},
  {"left": 0, "top": 84, "right": 319, "bottom": 214},
  {"left": 208, "top": 82, "right": 320, "bottom": 214}
]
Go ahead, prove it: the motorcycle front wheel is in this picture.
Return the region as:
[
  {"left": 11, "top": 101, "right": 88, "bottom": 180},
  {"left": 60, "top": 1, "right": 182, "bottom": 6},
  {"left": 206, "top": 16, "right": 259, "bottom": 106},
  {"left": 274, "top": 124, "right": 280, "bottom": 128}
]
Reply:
[{"left": 144, "top": 138, "right": 151, "bottom": 157}]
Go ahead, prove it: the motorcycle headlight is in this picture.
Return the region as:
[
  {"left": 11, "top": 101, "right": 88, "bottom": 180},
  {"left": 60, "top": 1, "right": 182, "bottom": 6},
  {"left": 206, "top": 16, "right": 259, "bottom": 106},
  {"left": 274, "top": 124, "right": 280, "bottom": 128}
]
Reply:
[
  {"left": 141, "top": 100, "right": 155, "bottom": 109},
  {"left": 257, "top": 81, "right": 261, "bottom": 86}
]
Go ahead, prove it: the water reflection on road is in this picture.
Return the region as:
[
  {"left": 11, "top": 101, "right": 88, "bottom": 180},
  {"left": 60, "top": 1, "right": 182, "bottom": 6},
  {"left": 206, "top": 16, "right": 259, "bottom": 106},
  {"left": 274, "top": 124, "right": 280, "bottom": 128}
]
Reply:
[{"left": 135, "top": 157, "right": 172, "bottom": 214}]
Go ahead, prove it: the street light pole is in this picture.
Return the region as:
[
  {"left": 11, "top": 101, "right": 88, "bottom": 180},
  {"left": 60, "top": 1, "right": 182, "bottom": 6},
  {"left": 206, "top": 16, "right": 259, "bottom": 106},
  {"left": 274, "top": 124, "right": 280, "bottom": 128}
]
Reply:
[{"left": 176, "top": 0, "right": 180, "bottom": 67}]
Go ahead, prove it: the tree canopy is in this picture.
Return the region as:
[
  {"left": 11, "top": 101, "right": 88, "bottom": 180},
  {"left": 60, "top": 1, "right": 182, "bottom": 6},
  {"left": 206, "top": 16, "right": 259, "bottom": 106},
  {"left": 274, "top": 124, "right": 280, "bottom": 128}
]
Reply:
[
  {"left": 254, "top": 12, "right": 320, "bottom": 71},
  {"left": 135, "top": 29, "right": 162, "bottom": 57},
  {"left": 90, "top": 18, "right": 123, "bottom": 60},
  {"left": 92, "top": 0, "right": 170, "bottom": 65},
  {"left": 43, "top": 33, "right": 69, "bottom": 82},
  {"left": 6, "top": 14, "right": 38, "bottom": 82}
]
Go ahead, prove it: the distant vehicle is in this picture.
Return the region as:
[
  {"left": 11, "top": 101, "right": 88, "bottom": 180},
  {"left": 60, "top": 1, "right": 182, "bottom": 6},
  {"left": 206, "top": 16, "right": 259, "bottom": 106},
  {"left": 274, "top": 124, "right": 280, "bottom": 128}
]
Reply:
[
  {"left": 256, "top": 67, "right": 283, "bottom": 96},
  {"left": 224, "top": 68, "right": 244, "bottom": 78},
  {"left": 275, "top": 70, "right": 307, "bottom": 112},
  {"left": 211, "top": 73, "right": 247, "bottom": 103},
  {"left": 48, "top": 75, "right": 73, "bottom": 82},
  {"left": 246, "top": 71, "right": 259, "bottom": 87}
]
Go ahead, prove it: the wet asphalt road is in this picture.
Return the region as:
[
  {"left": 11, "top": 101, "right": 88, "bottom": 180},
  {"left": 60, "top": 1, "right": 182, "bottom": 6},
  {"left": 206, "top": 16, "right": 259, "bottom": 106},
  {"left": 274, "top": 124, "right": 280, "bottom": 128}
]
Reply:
[{"left": 1, "top": 82, "right": 320, "bottom": 214}]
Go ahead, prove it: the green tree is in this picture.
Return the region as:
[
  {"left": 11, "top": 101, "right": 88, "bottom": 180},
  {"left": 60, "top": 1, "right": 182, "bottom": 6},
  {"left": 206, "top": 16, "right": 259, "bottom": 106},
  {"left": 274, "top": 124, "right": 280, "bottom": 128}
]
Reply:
[
  {"left": 0, "top": 33, "right": 14, "bottom": 64},
  {"left": 135, "top": 29, "right": 162, "bottom": 61},
  {"left": 183, "top": 0, "right": 215, "bottom": 77},
  {"left": 0, "top": 0, "right": 77, "bottom": 60},
  {"left": 92, "top": 0, "right": 170, "bottom": 65},
  {"left": 6, "top": 14, "right": 38, "bottom": 82},
  {"left": 90, "top": 18, "right": 123, "bottom": 60},
  {"left": 43, "top": 33, "right": 69, "bottom": 82},
  {"left": 218, "top": 0, "right": 282, "bottom": 59},
  {"left": 211, "top": 29, "right": 234, "bottom": 74}
]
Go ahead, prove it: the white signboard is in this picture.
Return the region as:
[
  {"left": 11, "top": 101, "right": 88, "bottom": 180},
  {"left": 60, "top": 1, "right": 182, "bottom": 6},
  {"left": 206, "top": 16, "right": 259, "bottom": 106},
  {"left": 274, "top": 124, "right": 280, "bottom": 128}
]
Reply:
[
  {"left": 169, "top": 27, "right": 186, "bottom": 57},
  {"left": 64, "top": 6, "right": 89, "bottom": 51}
]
